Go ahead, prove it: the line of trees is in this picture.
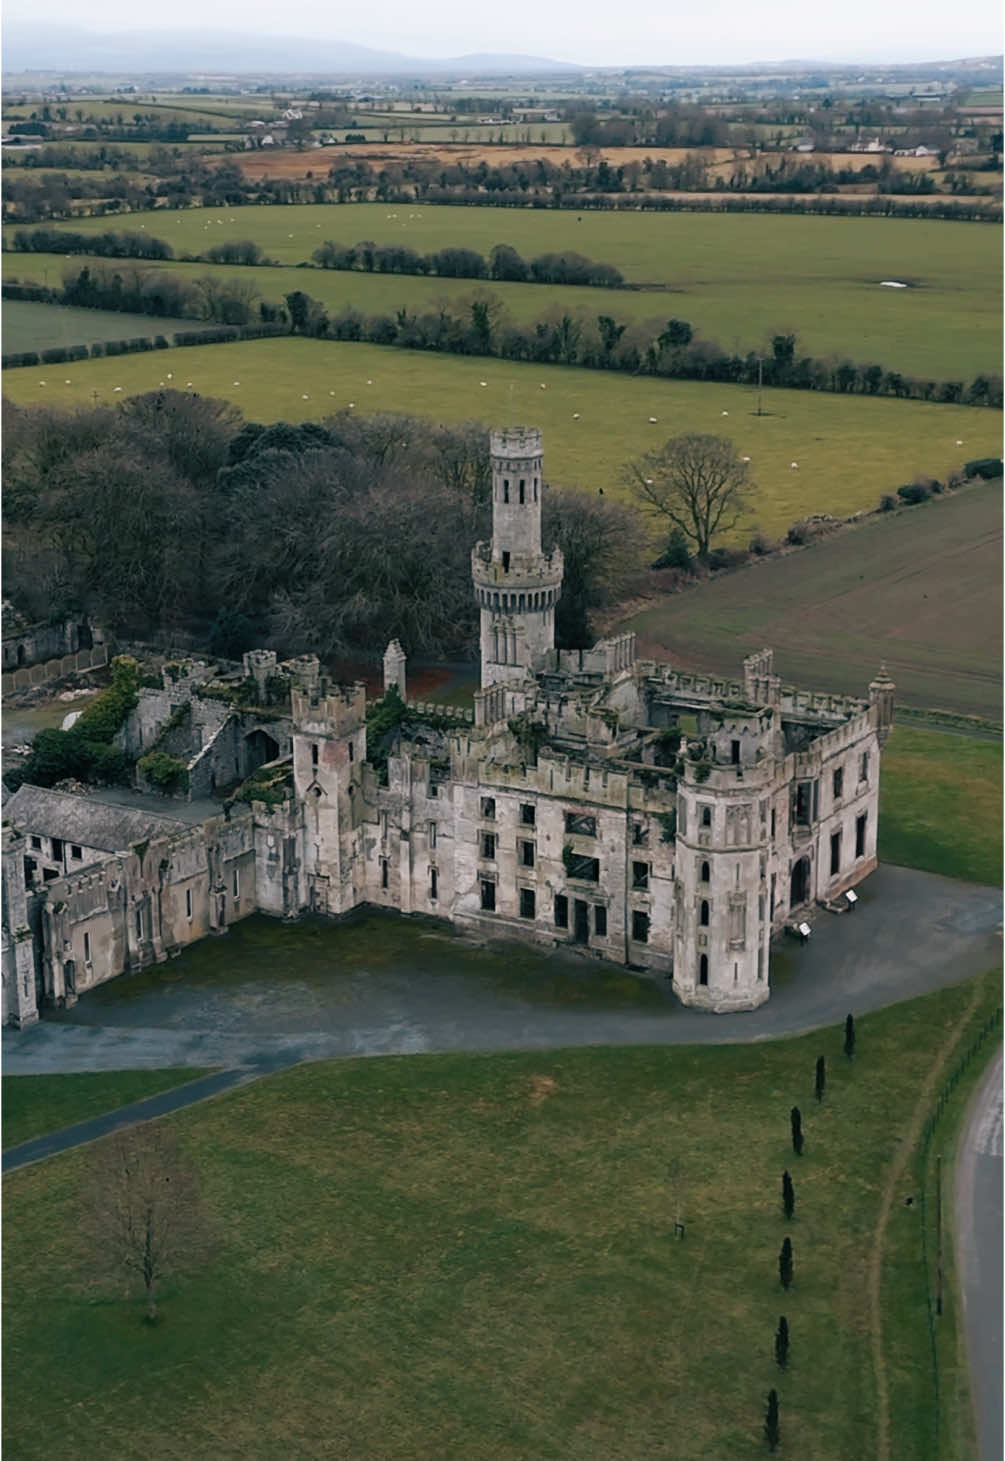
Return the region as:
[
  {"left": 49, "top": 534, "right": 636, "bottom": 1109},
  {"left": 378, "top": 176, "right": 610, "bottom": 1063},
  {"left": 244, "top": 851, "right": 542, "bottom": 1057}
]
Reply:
[{"left": 311, "top": 239, "right": 625, "bottom": 288}]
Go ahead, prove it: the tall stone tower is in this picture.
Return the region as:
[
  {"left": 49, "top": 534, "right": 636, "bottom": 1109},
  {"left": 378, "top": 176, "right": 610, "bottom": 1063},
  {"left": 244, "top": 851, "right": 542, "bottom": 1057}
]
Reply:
[
  {"left": 471, "top": 427, "right": 563, "bottom": 689},
  {"left": 291, "top": 667, "right": 367, "bottom": 918}
]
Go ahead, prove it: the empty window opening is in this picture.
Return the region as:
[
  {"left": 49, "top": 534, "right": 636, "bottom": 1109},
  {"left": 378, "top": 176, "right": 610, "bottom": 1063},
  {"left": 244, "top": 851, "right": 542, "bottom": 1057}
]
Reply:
[
  {"left": 573, "top": 900, "right": 590, "bottom": 943},
  {"left": 348, "top": 742, "right": 354, "bottom": 763},
  {"left": 381, "top": 859, "right": 389, "bottom": 890},
  {"left": 519, "top": 479, "right": 525, "bottom": 503},
  {"left": 430, "top": 867, "right": 438, "bottom": 901},
  {"left": 554, "top": 894, "right": 569, "bottom": 929},
  {"left": 501, "top": 551, "right": 510, "bottom": 572},
  {"left": 311, "top": 742, "right": 319, "bottom": 767},
  {"left": 833, "top": 767, "right": 843, "bottom": 800},
  {"left": 632, "top": 861, "right": 650, "bottom": 891},
  {"left": 860, "top": 752, "right": 869, "bottom": 782},
  {"left": 135, "top": 908, "right": 143, "bottom": 941},
  {"left": 564, "top": 811, "right": 597, "bottom": 837},
  {"left": 699, "top": 954, "right": 709, "bottom": 986},
  {"left": 731, "top": 739, "right": 741, "bottom": 765},
  {"left": 794, "top": 780, "right": 817, "bottom": 827},
  {"left": 481, "top": 833, "right": 496, "bottom": 860},
  {"left": 700, "top": 860, "right": 710, "bottom": 883},
  {"left": 856, "top": 813, "right": 867, "bottom": 858},
  {"left": 233, "top": 869, "right": 240, "bottom": 900},
  {"left": 594, "top": 904, "right": 608, "bottom": 937},
  {"left": 428, "top": 822, "right": 437, "bottom": 848},
  {"left": 71, "top": 844, "right": 82, "bottom": 861},
  {"left": 566, "top": 853, "right": 600, "bottom": 883},
  {"left": 503, "top": 479, "right": 510, "bottom": 502},
  {"left": 830, "top": 831, "right": 842, "bottom": 876},
  {"left": 771, "top": 808, "right": 776, "bottom": 839},
  {"left": 481, "top": 797, "right": 496, "bottom": 820},
  {"left": 700, "top": 900, "right": 710, "bottom": 927},
  {"left": 186, "top": 888, "right": 193, "bottom": 920},
  {"left": 83, "top": 931, "right": 91, "bottom": 964},
  {"left": 520, "top": 803, "right": 536, "bottom": 826},
  {"left": 700, "top": 806, "right": 712, "bottom": 828},
  {"left": 632, "top": 911, "right": 649, "bottom": 944},
  {"left": 520, "top": 840, "right": 535, "bottom": 868},
  {"left": 632, "top": 822, "right": 649, "bottom": 847},
  {"left": 52, "top": 838, "right": 64, "bottom": 862},
  {"left": 519, "top": 887, "right": 536, "bottom": 919},
  {"left": 30, "top": 835, "right": 41, "bottom": 851},
  {"left": 481, "top": 879, "right": 496, "bottom": 912}
]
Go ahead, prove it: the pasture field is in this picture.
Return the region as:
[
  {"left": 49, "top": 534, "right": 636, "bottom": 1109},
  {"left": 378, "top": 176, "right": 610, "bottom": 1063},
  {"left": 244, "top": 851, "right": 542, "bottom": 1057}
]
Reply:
[
  {"left": 3, "top": 970, "right": 997, "bottom": 1460},
  {"left": 7, "top": 245, "right": 999, "bottom": 381},
  {"left": 2, "top": 299, "right": 191, "bottom": 352},
  {"left": 879, "top": 727, "right": 1002, "bottom": 885},
  {"left": 2, "top": 336, "right": 998, "bottom": 536},
  {"left": 12, "top": 203, "right": 999, "bottom": 377},
  {"left": 623, "top": 485, "right": 1003, "bottom": 720}
]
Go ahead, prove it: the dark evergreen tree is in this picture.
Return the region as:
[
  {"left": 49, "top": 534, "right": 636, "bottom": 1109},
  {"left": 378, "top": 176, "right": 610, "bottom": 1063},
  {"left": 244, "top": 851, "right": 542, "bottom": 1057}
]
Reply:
[
  {"left": 779, "top": 1237, "right": 793, "bottom": 1290},
  {"left": 815, "top": 1055, "right": 826, "bottom": 1103},
  {"left": 782, "top": 1170, "right": 795, "bottom": 1220},
  {"left": 844, "top": 1013, "right": 856, "bottom": 1059},
  {"left": 790, "top": 1106, "right": 804, "bottom": 1157},
  {"left": 764, "top": 1388, "right": 781, "bottom": 1451},
  {"left": 774, "top": 1316, "right": 789, "bottom": 1370}
]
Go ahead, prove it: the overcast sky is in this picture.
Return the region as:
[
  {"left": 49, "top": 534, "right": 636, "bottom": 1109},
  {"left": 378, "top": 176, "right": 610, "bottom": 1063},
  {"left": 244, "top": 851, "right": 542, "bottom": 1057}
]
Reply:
[{"left": 5, "top": 0, "right": 1002, "bottom": 65}]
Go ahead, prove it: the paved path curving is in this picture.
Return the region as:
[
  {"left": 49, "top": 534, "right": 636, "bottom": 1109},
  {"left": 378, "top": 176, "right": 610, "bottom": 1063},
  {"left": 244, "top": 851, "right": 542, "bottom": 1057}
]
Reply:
[
  {"left": 955, "top": 1045, "right": 1004, "bottom": 1461},
  {"left": 4, "top": 866, "right": 1000, "bottom": 1081}
]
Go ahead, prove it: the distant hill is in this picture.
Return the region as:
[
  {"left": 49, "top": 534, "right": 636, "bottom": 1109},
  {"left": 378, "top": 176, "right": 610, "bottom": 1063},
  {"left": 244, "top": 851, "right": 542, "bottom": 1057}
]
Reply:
[{"left": 1, "top": 23, "right": 579, "bottom": 76}]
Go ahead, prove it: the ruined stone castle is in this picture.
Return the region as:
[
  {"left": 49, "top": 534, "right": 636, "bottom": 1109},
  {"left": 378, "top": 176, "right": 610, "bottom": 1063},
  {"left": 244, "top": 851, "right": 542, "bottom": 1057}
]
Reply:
[{"left": 2, "top": 427, "right": 894, "bottom": 1027}]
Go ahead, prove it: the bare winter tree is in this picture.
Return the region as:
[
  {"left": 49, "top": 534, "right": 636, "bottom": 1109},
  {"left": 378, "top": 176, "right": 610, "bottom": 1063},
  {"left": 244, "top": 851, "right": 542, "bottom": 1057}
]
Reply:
[
  {"left": 82, "top": 1124, "right": 212, "bottom": 1323},
  {"left": 623, "top": 432, "right": 751, "bottom": 560}
]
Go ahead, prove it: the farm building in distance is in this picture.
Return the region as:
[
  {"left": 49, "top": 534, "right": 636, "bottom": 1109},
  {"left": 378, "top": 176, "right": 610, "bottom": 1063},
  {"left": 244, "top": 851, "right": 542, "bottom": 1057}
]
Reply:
[{"left": 2, "top": 428, "right": 892, "bottom": 1026}]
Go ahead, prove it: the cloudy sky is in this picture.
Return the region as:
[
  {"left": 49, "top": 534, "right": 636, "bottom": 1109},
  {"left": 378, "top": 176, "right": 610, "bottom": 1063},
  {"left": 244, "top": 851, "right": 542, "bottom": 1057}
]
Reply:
[{"left": 5, "top": 0, "right": 1002, "bottom": 64}]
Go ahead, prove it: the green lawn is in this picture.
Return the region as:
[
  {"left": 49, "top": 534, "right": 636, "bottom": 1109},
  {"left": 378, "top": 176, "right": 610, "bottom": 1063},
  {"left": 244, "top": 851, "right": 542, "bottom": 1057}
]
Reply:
[
  {"left": 2, "top": 1069, "right": 212, "bottom": 1149},
  {"left": 2, "top": 298, "right": 191, "bottom": 353},
  {"left": 623, "top": 485, "right": 1003, "bottom": 720},
  {"left": 879, "top": 727, "right": 1003, "bottom": 885},
  {"left": 5, "top": 205, "right": 1001, "bottom": 377},
  {"left": 3, "top": 972, "right": 997, "bottom": 1460},
  {"left": 3, "top": 336, "right": 998, "bottom": 539}
]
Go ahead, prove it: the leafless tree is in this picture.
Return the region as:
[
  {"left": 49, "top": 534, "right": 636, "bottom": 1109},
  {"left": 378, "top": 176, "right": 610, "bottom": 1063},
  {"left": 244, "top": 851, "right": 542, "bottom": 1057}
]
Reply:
[
  {"left": 623, "top": 432, "right": 751, "bottom": 560},
  {"left": 81, "top": 1124, "right": 212, "bottom": 1323}
]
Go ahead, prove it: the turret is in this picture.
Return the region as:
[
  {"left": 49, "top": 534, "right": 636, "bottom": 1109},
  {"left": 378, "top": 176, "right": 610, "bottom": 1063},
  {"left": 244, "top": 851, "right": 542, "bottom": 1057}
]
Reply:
[
  {"left": 869, "top": 664, "right": 896, "bottom": 746},
  {"left": 472, "top": 427, "right": 564, "bottom": 688},
  {"left": 292, "top": 680, "right": 367, "bottom": 916}
]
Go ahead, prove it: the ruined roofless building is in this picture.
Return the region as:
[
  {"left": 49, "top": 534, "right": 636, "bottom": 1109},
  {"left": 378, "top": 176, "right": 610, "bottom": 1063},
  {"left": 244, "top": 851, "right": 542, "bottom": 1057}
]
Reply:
[{"left": 3, "top": 428, "right": 892, "bottom": 1025}]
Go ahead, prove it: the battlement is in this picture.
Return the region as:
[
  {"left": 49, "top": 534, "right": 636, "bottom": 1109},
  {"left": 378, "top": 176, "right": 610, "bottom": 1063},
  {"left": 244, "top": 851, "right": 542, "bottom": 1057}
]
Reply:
[
  {"left": 292, "top": 681, "right": 367, "bottom": 736},
  {"left": 490, "top": 426, "right": 543, "bottom": 461}
]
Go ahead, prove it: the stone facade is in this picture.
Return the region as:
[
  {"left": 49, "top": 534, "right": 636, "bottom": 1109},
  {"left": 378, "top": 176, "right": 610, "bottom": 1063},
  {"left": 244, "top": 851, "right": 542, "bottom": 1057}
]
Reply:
[{"left": 2, "top": 427, "right": 891, "bottom": 1024}]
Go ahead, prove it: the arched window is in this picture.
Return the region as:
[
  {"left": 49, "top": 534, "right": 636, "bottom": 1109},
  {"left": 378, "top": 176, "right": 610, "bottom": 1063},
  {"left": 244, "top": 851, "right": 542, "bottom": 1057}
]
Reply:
[
  {"left": 700, "top": 900, "right": 710, "bottom": 926},
  {"left": 699, "top": 954, "right": 709, "bottom": 986},
  {"left": 701, "top": 806, "right": 712, "bottom": 827},
  {"left": 700, "top": 860, "right": 710, "bottom": 882}
]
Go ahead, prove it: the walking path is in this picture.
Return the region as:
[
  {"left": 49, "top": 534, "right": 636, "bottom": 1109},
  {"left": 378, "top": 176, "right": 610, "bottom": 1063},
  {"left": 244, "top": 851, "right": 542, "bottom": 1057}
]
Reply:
[{"left": 954, "top": 1045, "right": 1004, "bottom": 1461}]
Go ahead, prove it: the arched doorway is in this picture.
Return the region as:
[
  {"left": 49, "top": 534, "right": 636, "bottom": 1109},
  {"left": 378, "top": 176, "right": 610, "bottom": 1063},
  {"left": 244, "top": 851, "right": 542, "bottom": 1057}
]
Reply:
[{"left": 790, "top": 857, "right": 811, "bottom": 909}]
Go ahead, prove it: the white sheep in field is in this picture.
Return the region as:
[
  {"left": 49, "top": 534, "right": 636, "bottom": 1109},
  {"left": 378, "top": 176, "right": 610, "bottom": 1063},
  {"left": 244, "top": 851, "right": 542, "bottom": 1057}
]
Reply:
[
  {"left": 572, "top": 412, "right": 580, "bottom": 419},
  {"left": 648, "top": 416, "right": 658, "bottom": 423},
  {"left": 790, "top": 462, "right": 799, "bottom": 469}
]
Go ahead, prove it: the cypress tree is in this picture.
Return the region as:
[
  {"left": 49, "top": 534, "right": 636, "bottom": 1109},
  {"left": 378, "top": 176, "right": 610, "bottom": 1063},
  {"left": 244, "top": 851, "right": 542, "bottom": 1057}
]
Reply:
[
  {"left": 779, "top": 1236, "right": 793, "bottom": 1290},
  {"left": 844, "top": 1012, "right": 856, "bottom": 1059},
  {"left": 815, "top": 1054, "right": 826, "bottom": 1102},
  {"left": 774, "top": 1315, "right": 789, "bottom": 1370},
  {"left": 790, "top": 1105, "right": 804, "bottom": 1156},
  {"left": 764, "top": 1388, "right": 781, "bottom": 1451},
  {"left": 782, "top": 1169, "right": 795, "bottom": 1219}
]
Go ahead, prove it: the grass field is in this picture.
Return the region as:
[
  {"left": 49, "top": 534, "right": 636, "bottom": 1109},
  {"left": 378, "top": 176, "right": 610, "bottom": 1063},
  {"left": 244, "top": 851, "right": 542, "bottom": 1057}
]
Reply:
[
  {"left": 3, "top": 970, "right": 997, "bottom": 1460},
  {"left": 2, "top": 299, "right": 192, "bottom": 353},
  {"left": 623, "top": 486, "right": 1003, "bottom": 719},
  {"left": 1, "top": 1069, "right": 211, "bottom": 1149},
  {"left": 2, "top": 335, "right": 997, "bottom": 537},
  {"left": 7, "top": 232, "right": 998, "bottom": 381},
  {"left": 879, "top": 727, "right": 1003, "bottom": 885},
  {"left": 10, "top": 204, "right": 999, "bottom": 377}
]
